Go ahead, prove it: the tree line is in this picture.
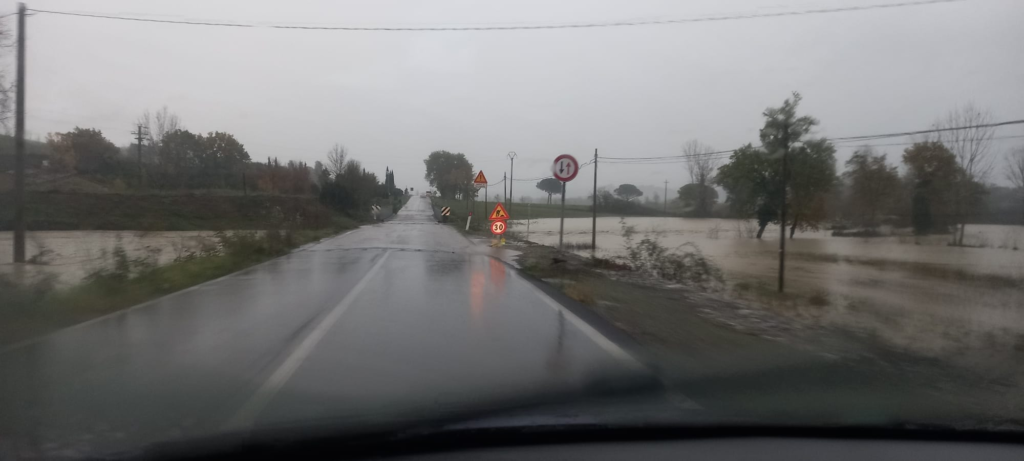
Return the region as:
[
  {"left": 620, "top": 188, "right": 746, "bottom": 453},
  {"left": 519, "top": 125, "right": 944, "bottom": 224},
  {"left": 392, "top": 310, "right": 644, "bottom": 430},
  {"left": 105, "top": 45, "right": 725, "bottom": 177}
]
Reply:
[
  {"left": 675, "top": 93, "right": 1023, "bottom": 242},
  {"left": 22, "top": 106, "right": 404, "bottom": 218}
]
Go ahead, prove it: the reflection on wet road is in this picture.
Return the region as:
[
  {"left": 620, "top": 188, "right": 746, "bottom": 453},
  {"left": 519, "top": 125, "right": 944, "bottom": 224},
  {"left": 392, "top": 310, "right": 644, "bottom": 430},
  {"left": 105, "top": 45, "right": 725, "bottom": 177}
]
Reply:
[{"left": 0, "top": 196, "right": 650, "bottom": 458}]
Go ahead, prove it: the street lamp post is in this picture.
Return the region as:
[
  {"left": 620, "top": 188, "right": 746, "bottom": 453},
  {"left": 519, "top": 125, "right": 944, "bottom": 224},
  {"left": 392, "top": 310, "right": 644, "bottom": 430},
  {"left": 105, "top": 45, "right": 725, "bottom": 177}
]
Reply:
[{"left": 507, "top": 151, "right": 517, "bottom": 216}]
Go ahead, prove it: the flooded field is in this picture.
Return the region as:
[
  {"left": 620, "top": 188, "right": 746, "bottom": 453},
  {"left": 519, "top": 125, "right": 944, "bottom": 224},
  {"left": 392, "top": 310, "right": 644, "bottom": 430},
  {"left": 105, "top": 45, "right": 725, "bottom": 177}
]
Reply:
[
  {"left": 0, "top": 231, "right": 222, "bottom": 287},
  {"left": 514, "top": 217, "right": 1024, "bottom": 360}
]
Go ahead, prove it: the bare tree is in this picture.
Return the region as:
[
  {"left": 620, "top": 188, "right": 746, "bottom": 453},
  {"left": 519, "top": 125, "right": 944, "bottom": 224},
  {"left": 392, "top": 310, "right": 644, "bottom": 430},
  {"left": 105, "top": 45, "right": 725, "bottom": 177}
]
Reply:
[
  {"left": 683, "top": 139, "right": 719, "bottom": 217},
  {"left": 136, "top": 106, "right": 182, "bottom": 147},
  {"left": 0, "top": 20, "right": 13, "bottom": 133},
  {"left": 935, "top": 103, "right": 995, "bottom": 245},
  {"left": 326, "top": 144, "right": 347, "bottom": 178},
  {"left": 1007, "top": 146, "right": 1024, "bottom": 225}
]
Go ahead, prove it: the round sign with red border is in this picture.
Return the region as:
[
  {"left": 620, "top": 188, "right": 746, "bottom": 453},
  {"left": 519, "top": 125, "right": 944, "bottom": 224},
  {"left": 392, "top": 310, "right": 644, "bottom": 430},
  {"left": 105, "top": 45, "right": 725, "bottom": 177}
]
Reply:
[
  {"left": 551, "top": 154, "right": 579, "bottom": 182},
  {"left": 491, "top": 220, "right": 507, "bottom": 235}
]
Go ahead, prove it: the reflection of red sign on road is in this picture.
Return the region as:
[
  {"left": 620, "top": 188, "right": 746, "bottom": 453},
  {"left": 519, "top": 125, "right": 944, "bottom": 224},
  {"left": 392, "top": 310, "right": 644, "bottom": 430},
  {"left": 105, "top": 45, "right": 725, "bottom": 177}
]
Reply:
[
  {"left": 489, "top": 202, "right": 509, "bottom": 220},
  {"left": 491, "top": 220, "right": 507, "bottom": 235}
]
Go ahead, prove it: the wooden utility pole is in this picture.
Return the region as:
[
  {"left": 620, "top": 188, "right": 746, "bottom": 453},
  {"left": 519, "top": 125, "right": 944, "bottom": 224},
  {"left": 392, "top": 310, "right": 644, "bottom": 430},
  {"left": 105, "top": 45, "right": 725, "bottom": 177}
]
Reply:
[
  {"left": 778, "top": 125, "right": 791, "bottom": 293},
  {"left": 664, "top": 180, "right": 668, "bottom": 214},
  {"left": 591, "top": 149, "right": 597, "bottom": 252},
  {"left": 131, "top": 124, "right": 147, "bottom": 187},
  {"left": 508, "top": 151, "right": 516, "bottom": 217},
  {"left": 12, "top": 3, "right": 26, "bottom": 263}
]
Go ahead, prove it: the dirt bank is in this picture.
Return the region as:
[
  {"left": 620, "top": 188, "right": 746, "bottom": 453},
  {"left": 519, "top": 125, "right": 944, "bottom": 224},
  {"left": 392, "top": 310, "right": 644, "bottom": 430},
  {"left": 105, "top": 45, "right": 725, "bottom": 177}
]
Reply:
[{"left": 0, "top": 192, "right": 343, "bottom": 231}]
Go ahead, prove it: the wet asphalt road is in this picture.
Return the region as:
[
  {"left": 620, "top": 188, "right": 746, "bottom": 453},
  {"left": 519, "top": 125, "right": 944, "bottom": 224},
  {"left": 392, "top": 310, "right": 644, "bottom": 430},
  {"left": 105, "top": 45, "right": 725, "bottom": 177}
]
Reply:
[{"left": 0, "top": 196, "right": 659, "bottom": 458}]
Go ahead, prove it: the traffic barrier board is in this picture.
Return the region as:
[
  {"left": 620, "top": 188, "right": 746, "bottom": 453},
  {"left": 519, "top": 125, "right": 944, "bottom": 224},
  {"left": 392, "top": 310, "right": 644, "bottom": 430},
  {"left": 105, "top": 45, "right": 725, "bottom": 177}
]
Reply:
[{"left": 441, "top": 206, "right": 451, "bottom": 216}]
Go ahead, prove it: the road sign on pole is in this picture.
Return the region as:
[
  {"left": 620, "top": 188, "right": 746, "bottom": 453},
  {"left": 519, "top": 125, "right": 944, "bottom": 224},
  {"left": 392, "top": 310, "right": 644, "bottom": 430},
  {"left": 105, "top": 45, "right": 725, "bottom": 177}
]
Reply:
[
  {"left": 473, "top": 171, "right": 487, "bottom": 188},
  {"left": 552, "top": 154, "right": 579, "bottom": 182},
  {"left": 488, "top": 202, "right": 509, "bottom": 220},
  {"left": 551, "top": 154, "right": 580, "bottom": 251},
  {"left": 491, "top": 220, "right": 507, "bottom": 235}
]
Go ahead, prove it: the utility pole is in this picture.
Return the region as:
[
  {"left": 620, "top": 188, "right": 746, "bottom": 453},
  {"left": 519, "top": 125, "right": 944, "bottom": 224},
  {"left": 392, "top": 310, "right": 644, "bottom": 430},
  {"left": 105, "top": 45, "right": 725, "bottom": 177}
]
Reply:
[
  {"left": 507, "top": 151, "right": 517, "bottom": 216},
  {"left": 778, "top": 124, "right": 791, "bottom": 293},
  {"left": 664, "top": 180, "right": 668, "bottom": 214},
  {"left": 12, "top": 3, "right": 26, "bottom": 263},
  {"left": 503, "top": 172, "right": 507, "bottom": 203},
  {"left": 592, "top": 148, "right": 597, "bottom": 253},
  {"left": 131, "top": 124, "right": 148, "bottom": 187}
]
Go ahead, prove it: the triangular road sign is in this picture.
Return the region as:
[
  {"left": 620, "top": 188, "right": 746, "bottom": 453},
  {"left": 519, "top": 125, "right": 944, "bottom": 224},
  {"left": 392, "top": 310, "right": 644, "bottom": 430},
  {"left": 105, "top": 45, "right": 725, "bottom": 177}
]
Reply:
[
  {"left": 489, "top": 202, "right": 509, "bottom": 220},
  {"left": 473, "top": 171, "right": 488, "bottom": 185}
]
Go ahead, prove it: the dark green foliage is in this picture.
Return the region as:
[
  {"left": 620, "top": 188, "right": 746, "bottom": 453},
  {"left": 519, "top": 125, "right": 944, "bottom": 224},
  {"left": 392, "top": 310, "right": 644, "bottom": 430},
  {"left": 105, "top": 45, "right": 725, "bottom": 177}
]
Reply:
[
  {"left": 614, "top": 184, "right": 643, "bottom": 201},
  {"left": 536, "top": 178, "right": 562, "bottom": 204},
  {"left": 423, "top": 151, "right": 474, "bottom": 199},
  {"left": 677, "top": 183, "right": 719, "bottom": 214}
]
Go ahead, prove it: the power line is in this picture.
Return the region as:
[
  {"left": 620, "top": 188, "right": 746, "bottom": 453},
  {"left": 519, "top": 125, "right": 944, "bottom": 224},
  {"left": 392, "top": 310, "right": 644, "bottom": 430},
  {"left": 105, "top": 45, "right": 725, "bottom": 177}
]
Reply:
[
  {"left": 833, "top": 134, "right": 1024, "bottom": 148},
  {"left": 598, "top": 118, "right": 1024, "bottom": 163},
  {"left": 831, "top": 119, "right": 1024, "bottom": 142},
  {"left": 26, "top": 0, "right": 962, "bottom": 32}
]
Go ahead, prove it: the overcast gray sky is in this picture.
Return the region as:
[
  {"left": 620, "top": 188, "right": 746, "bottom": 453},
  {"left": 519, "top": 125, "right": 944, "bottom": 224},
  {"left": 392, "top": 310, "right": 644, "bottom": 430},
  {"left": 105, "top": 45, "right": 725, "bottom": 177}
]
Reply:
[{"left": 5, "top": 0, "right": 1023, "bottom": 197}]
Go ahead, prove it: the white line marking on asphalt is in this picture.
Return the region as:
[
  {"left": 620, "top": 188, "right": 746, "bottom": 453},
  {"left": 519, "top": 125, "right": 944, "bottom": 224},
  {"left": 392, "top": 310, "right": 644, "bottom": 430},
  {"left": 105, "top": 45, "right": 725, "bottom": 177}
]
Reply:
[
  {"left": 527, "top": 281, "right": 644, "bottom": 370},
  {"left": 224, "top": 250, "right": 392, "bottom": 429},
  {"left": 523, "top": 273, "right": 703, "bottom": 410}
]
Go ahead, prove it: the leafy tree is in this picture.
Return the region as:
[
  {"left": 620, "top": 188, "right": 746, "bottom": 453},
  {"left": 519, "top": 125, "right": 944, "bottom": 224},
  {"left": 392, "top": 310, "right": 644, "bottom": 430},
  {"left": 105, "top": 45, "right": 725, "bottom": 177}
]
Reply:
[
  {"left": 202, "top": 131, "right": 250, "bottom": 188},
  {"left": 716, "top": 144, "right": 780, "bottom": 238},
  {"left": 614, "top": 184, "right": 643, "bottom": 201},
  {"left": 536, "top": 178, "right": 562, "bottom": 204},
  {"left": 902, "top": 141, "right": 961, "bottom": 234},
  {"left": 423, "top": 151, "right": 474, "bottom": 199},
  {"left": 1007, "top": 146, "right": 1024, "bottom": 224},
  {"left": 158, "top": 129, "right": 205, "bottom": 187},
  {"left": 319, "top": 158, "right": 382, "bottom": 216},
  {"left": 46, "top": 128, "right": 120, "bottom": 176},
  {"left": 843, "top": 147, "right": 901, "bottom": 227},
  {"left": 786, "top": 138, "right": 837, "bottom": 237},
  {"left": 45, "top": 132, "right": 76, "bottom": 172},
  {"left": 677, "top": 183, "right": 719, "bottom": 213},
  {"left": 717, "top": 93, "right": 834, "bottom": 238}
]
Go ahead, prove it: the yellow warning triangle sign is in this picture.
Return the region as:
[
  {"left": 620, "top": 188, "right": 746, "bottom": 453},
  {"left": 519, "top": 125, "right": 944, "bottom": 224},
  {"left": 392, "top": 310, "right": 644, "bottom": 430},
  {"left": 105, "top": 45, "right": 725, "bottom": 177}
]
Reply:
[
  {"left": 473, "top": 171, "right": 488, "bottom": 184},
  {"left": 489, "top": 202, "right": 509, "bottom": 220}
]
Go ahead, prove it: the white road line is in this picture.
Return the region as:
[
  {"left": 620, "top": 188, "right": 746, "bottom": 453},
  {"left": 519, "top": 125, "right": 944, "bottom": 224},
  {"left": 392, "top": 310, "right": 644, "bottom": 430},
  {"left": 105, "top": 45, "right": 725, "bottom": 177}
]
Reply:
[
  {"left": 224, "top": 250, "right": 392, "bottom": 430},
  {"left": 526, "top": 280, "right": 644, "bottom": 371},
  {"left": 523, "top": 274, "right": 704, "bottom": 410}
]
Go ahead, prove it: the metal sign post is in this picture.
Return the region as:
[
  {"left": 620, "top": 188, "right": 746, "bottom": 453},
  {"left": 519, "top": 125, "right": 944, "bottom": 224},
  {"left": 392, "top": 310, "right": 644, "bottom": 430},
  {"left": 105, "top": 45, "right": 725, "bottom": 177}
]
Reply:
[
  {"left": 559, "top": 182, "right": 566, "bottom": 250},
  {"left": 551, "top": 154, "right": 580, "bottom": 252}
]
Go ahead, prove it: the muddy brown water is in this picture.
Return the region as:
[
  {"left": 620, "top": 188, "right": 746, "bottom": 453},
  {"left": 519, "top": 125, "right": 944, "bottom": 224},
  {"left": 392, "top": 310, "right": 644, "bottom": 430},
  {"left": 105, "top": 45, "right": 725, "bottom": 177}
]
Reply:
[
  {"left": 0, "top": 231, "right": 223, "bottom": 287},
  {"left": 513, "top": 217, "right": 1024, "bottom": 360}
]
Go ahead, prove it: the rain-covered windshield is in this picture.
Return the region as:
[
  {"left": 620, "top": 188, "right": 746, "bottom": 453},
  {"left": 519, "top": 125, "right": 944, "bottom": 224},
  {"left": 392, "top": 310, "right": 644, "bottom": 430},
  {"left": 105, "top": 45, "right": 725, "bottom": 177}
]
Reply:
[{"left": 1, "top": 0, "right": 1023, "bottom": 459}]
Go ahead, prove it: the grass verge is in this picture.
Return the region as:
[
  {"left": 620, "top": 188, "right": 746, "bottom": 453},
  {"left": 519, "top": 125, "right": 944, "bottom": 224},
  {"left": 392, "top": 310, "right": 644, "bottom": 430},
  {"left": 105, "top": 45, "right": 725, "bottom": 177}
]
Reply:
[{"left": 0, "top": 225, "right": 352, "bottom": 347}]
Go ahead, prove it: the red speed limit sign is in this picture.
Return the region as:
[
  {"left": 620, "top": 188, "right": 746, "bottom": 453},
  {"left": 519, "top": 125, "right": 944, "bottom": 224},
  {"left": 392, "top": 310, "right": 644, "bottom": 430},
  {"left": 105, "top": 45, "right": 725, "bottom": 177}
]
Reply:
[
  {"left": 552, "top": 154, "right": 579, "bottom": 182},
  {"left": 490, "top": 220, "right": 507, "bottom": 235}
]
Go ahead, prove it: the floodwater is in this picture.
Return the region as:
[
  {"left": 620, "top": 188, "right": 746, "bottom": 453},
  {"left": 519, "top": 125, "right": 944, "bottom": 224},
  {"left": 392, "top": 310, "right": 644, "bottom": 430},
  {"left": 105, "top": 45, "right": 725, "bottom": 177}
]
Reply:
[
  {"left": 514, "top": 217, "right": 1024, "bottom": 359},
  {"left": 0, "top": 231, "right": 221, "bottom": 287}
]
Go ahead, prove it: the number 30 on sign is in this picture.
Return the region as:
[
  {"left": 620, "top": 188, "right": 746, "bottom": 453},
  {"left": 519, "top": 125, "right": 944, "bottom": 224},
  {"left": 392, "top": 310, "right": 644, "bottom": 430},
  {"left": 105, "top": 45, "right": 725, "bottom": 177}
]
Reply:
[{"left": 491, "top": 220, "right": 507, "bottom": 235}]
